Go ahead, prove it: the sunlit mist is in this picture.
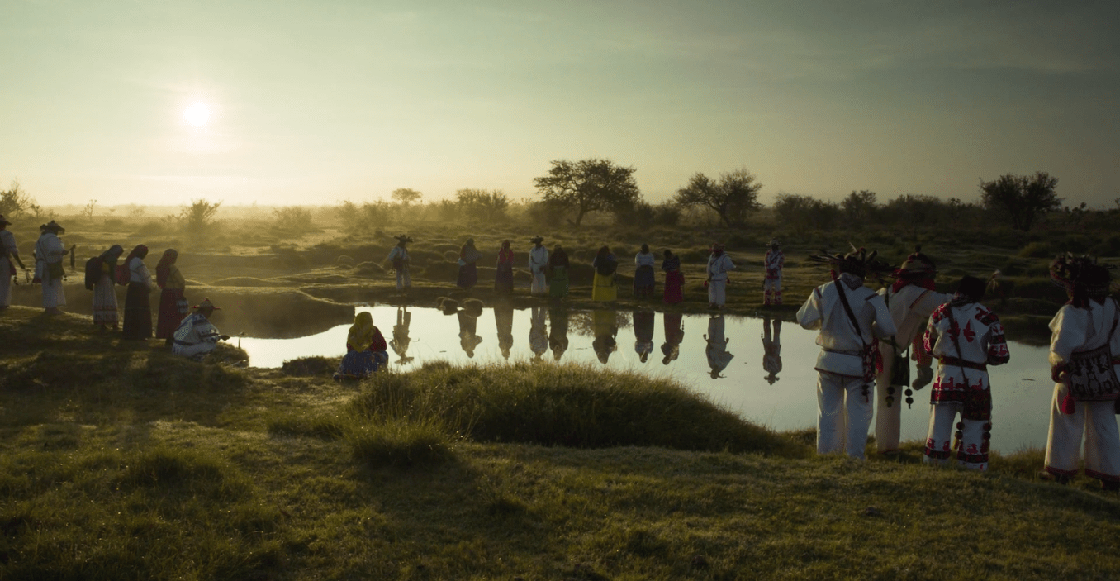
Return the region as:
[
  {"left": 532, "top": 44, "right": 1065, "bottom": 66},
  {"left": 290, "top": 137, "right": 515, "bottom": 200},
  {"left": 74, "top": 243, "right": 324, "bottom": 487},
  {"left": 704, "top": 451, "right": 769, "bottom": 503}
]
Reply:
[{"left": 183, "top": 102, "right": 211, "bottom": 127}]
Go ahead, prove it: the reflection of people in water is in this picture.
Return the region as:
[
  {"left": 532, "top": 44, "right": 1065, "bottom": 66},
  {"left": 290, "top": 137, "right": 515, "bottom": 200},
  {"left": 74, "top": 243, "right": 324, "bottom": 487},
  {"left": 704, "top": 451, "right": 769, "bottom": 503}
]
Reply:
[
  {"left": 705, "top": 314, "right": 734, "bottom": 378},
  {"left": 529, "top": 305, "right": 548, "bottom": 361},
  {"left": 762, "top": 316, "right": 783, "bottom": 384},
  {"left": 494, "top": 301, "right": 515, "bottom": 360},
  {"left": 390, "top": 306, "right": 414, "bottom": 365},
  {"left": 633, "top": 309, "right": 655, "bottom": 363},
  {"left": 592, "top": 309, "right": 619, "bottom": 364},
  {"left": 661, "top": 311, "right": 684, "bottom": 365},
  {"left": 548, "top": 304, "right": 569, "bottom": 361},
  {"left": 458, "top": 308, "right": 483, "bottom": 357}
]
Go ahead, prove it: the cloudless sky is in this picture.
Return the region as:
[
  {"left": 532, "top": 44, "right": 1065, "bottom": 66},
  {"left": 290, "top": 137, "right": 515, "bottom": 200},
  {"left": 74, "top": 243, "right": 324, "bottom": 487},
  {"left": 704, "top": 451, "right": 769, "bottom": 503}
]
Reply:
[{"left": 2, "top": 0, "right": 1118, "bottom": 208}]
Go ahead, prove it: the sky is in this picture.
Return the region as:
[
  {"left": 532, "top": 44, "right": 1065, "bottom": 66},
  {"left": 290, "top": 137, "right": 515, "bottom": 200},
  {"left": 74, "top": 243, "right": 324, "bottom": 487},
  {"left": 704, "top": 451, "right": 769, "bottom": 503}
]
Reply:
[{"left": 2, "top": 0, "right": 1118, "bottom": 209}]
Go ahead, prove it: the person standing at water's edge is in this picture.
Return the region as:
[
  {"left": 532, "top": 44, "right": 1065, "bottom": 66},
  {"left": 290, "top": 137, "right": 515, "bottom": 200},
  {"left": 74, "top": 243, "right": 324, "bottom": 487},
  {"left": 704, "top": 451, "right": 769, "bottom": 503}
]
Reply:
[
  {"left": 662, "top": 249, "right": 684, "bottom": 305},
  {"left": 122, "top": 245, "right": 156, "bottom": 340},
  {"left": 634, "top": 244, "right": 656, "bottom": 299},
  {"left": 334, "top": 311, "right": 388, "bottom": 380},
  {"left": 0, "top": 215, "right": 26, "bottom": 312},
  {"left": 922, "top": 275, "right": 1009, "bottom": 470},
  {"left": 548, "top": 244, "right": 570, "bottom": 299},
  {"left": 457, "top": 238, "right": 480, "bottom": 293},
  {"left": 797, "top": 248, "right": 897, "bottom": 460},
  {"left": 706, "top": 242, "right": 735, "bottom": 309},
  {"left": 495, "top": 240, "right": 515, "bottom": 295},
  {"left": 763, "top": 239, "right": 784, "bottom": 306},
  {"left": 92, "top": 245, "right": 124, "bottom": 331},
  {"left": 36, "top": 220, "right": 69, "bottom": 315},
  {"left": 529, "top": 236, "right": 549, "bottom": 295},
  {"left": 874, "top": 247, "right": 952, "bottom": 455},
  {"left": 172, "top": 298, "right": 229, "bottom": 359},
  {"left": 386, "top": 235, "right": 412, "bottom": 296},
  {"left": 591, "top": 246, "right": 618, "bottom": 302},
  {"left": 155, "top": 249, "right": 188, "bottom": 345},
  {"left": 1043, "top": 255, "right": 1120, "bottom": 490}
]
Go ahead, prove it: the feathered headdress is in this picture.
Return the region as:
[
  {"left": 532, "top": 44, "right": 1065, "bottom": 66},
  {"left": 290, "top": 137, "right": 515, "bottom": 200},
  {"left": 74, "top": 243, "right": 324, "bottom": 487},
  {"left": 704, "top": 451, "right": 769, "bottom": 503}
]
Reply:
[
  {"left": 807, "top": 244, "right": 892, "bottom": 280},
  {"left": 1051, "top": 253, "right": 1113, "bottom": 307}
]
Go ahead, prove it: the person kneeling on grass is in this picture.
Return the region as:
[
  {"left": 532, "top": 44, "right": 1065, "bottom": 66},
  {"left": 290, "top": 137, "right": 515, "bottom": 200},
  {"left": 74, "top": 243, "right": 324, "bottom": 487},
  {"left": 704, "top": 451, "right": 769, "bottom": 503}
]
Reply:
[
  {"left": 172, "top": 298, "right": 230, "bottom": 360},
  {"left": 334, "top": 311, "right": 389, "bottom": 380}
]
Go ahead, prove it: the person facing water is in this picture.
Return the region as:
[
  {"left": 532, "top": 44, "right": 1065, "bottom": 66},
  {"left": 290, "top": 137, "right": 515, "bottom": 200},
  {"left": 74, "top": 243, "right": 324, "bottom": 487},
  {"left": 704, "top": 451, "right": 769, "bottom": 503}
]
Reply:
[
  {"left": 662, "top": 249, "right": 684, "bottom": 305},
  {"left": 529, "top": 236, "right": 549, "bottom": 295},
  {"left": 334, "top": 311, "right": 389, "bottom": 380},
  {"left": 495, "top": 240, "right": 515, "bottom": 295},
  {"left": 457, "top": 238, "right": 480, "bottom": 292},
  {"left": 591, "top": 246, "right": 618, "bottom": 302},
  {"left": 35, "top": 220, "right": 69, "bottom": 315},
  {"left": 548, "top": 244, "right": 570, "bottom": 299},
  {"left": 386, "top": 235, "right": 412, "bottom": 295},
  {"left": 155, "top": 249, "right": 188, "bottom": 345},
  {"left": 706, "top": 242, "right": 735, "bottom": 310},
  {"left": 633, "top": 244, "right": 656, "bottom": 299},
  {"left": 172, "top": 298, "right": 229, "bottom": 359},
  {"left": 763, "top": 239, "right": 784, "bottom": 306}
]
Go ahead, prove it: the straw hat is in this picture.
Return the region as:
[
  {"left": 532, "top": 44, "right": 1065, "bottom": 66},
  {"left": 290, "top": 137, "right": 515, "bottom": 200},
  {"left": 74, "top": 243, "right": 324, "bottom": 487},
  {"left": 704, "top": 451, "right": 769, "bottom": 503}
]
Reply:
[
  {"left": 193, "top": 298, "right": 221, "bottom": 310},
  {"left": 530, "top": 236, "right": 544, "bottom": 244},
  {"left": 0, "top": 214, "right": 11, "bottom": 226},
  {"left": 44, "top": 220, "right": 64, "bottom": 234},
  {"left": 394, "top": 234, "right": 413, "bottom": 243}
]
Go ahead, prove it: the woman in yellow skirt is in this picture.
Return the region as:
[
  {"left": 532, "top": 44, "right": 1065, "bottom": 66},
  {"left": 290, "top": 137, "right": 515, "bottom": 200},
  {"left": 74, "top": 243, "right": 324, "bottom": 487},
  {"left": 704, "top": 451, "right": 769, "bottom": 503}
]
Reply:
[{"left": 591, "top": 246, "right": 618, "bottom": 301}]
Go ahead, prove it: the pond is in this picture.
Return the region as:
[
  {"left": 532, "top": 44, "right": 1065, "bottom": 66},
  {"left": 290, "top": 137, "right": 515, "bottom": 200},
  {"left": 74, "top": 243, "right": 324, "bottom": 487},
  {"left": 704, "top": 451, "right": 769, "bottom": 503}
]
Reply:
[{"left": 237, "top": 304, "right": 1055, "bottom": 453}]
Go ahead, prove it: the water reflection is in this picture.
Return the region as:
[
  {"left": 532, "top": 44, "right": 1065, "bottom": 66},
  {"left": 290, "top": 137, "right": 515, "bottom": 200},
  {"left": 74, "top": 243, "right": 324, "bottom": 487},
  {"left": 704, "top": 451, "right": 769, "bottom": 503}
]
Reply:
[
  {"left": 705, "top": 314, "right": 734, "bottom": 379},
  {"left": 458, "top": 308, "right": 482, "bottom": 358},
  {"left": 592, "top": 309, "right": 618, "bottom": 364},
  {"left": 548, "top": 305, "right": 569, "bottom": 361},
  {"left": 762, "top": 316, "right": 782, "bottom": 384},
  {"left": 661, "top": 311, "right": 684, "bottom": 364},
  {"left": 237, "top": 304, "right": 1056, "bottom": 453},
  {"left": 529, "top": 305, "right": 548, "bottom": 362},
  {"left": 495, "top": 300, "right": 515, "bottom": 360},
  {"left": 633, "top": 309, "right": 655, "bottom": 363}
]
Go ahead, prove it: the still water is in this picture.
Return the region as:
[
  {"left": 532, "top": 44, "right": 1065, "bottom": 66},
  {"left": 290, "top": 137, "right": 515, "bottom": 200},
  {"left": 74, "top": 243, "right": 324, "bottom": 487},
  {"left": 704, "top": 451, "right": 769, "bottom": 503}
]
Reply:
[{"left": 238, "top": 305, "right": 1054, "bottom": 453}]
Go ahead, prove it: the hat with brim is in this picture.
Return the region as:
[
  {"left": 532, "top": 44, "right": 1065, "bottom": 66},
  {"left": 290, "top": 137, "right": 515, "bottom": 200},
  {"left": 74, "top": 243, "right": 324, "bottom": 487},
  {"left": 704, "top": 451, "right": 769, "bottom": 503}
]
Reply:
[
  {"left": 394, "top": 235, "right": 413, "bottom": 243},
  {"left": 193, "top": 298, "right": 221, "bottom": 310},
  {"left": 530, "top": 236, "right": 544, "bottom": 244},
  {"left": 768, "top": 239, "right": 779, "bottom": 247},
  {"left": 895, "top": 246, "right": 936, "bottom": 277},
  {"left": 44, "top": 220, "right": 64, "bottom": 234},
  {"left": 0, "top": 215, "right": 11, "bottom": 226}
]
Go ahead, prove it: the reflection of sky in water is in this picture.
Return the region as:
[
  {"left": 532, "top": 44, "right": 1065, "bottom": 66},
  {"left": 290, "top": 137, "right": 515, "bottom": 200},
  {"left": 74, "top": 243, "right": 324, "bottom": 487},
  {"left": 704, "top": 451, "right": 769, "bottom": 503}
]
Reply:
[{"left": 239, "top": 305, "right": 1055, "bottom": 453}]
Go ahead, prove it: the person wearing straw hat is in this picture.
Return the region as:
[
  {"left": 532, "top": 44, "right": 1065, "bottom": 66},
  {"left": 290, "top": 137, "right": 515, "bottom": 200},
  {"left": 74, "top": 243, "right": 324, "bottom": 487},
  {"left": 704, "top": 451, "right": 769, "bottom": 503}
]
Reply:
[
  {"left": 797, "top": 248, "right": 897, "bottom": 459},
  {"left": 706, "top": 242, "right": 735, "bottom": 309},
  {"left": 172, "top": 298, "right": 229, "bottom": 359},
  {"left": 1043, "top": 255, "right": 1120, "bottom": 489},
  {"left": 921, "top": 275, "right": 1009, "bottom": 470},
  {"left": 385, "top": 235, "right": 412, "bottom": 295},
  {"left": 35, "top": 220, "right": 69, "bottom": 315},
  {"left": 763, "top": 239, "right": 785, "bottom": 306},
  {"left": 873, "top": 246, "right": 952, "bottom": 455},
  {"left": 528, "top": 236, "right": 549, "bottom": 295},
  {"left": 0, "top": 214, "right": 26, "bottom": 311}
]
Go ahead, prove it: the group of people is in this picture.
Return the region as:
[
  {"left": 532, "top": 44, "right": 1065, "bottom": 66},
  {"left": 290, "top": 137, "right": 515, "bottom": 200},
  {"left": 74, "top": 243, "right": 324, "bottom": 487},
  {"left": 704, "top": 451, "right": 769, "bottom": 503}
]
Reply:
[
  {"left": 383, "top": 234, "right": 787, "bottom": 310},
  {"left": 0, "top": 218, "right": 230, "bottom": 360},
  {"left": 796, "top": 245, "right": 1120, "bottom": 491}
]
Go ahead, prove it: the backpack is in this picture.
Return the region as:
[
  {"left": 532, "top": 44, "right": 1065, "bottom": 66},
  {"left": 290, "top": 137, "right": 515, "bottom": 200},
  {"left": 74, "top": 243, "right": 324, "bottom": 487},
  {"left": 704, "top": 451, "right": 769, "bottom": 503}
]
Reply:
[
  {"left": 115, "top": 263, "right": 130, "bottom": 285},
  {"left": 595, "top": 257, "right": 618, "bottom": 276},
  {"left": 84, "top": 257, "right": 102, "bottom": 290}
]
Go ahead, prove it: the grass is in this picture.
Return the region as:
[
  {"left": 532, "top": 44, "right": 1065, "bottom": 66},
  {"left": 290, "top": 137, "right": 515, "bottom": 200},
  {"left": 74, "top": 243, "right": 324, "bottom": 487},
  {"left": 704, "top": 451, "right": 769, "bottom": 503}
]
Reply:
[{"left": 4, "top": 307, "right": 1120, "bottom": 579}]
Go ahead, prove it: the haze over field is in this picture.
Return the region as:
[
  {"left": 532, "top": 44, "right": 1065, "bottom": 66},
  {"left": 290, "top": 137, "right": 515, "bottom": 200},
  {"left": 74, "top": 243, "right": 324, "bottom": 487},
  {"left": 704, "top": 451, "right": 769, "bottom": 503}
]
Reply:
[{"left": 2, "top": 0, "right": 1118, "bottom": 207}]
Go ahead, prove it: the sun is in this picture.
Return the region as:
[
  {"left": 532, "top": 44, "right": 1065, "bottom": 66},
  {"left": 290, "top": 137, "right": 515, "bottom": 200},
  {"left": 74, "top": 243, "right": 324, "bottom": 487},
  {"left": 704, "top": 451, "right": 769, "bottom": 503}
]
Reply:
[{"left": 183, "top": 102, "right": 211, "bottom": 127}]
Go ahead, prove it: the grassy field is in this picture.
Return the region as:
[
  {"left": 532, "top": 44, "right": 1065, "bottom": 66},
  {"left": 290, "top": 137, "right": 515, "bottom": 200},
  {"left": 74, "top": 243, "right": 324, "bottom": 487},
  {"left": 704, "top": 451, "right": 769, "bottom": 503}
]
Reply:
[{"left": 2, "top": 307, "right": 1120, "bottom": 580}]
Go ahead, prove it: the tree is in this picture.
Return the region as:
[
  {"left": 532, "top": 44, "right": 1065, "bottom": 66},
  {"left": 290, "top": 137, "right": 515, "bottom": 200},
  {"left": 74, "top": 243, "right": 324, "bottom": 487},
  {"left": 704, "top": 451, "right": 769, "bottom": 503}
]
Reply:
[
  {"left": 178, "top": 199, "right": 222, "bottom": 234},
  {"left": 81, "top": 199, "right": 97, "bottom": 221},
  {"left": 391, "top": 188, "right": 423, "bottom": 206},
  {"left": 673, "top": 169, "right": 763, "bottom": 227},
  {"left": 0, "top": 180, "right": 33, "bottom": 217},
  {"left": 455, "top": 189, "right": 510, "bottom": 223},
  {"left": 841, "top": 190, "right": 877, "bottom": 222},
  {"left": 980, "top": 171, "right": 1061, "bottom": 231},
  {"left": 533, "top": 159, "right": 641, "bottom": 226}
]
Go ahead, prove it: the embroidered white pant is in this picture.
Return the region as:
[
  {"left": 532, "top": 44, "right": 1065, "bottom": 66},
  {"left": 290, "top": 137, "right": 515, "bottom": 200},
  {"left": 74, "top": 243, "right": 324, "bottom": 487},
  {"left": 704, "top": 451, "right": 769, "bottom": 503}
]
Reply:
[
  {"left": 1044, "top": 384, "right": 1120, "bottom": 482},
  {"left": 874, "top": 341, "right": 903, "bottom": 454},
  {"left": 816, "top": 371, "right": 873, "bottom": 459},
  {"left": 395, "top": 268, "right": 411, "bottom": 290},
  {"left": 708, "top": 280, "right": 727, "bottom": 306},
  {"left": 531, "top": 271, "right": 547, "bottom": 294},
  {"left": 923, "top": 402, "right": 989, "bottom": 470}
]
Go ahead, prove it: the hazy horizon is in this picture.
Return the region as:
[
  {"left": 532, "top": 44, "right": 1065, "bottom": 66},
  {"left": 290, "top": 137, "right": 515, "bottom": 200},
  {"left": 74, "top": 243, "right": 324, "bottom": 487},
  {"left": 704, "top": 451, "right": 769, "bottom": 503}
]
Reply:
[{"left": 3, "top": 0, "right": 1118, "bottom": 208}]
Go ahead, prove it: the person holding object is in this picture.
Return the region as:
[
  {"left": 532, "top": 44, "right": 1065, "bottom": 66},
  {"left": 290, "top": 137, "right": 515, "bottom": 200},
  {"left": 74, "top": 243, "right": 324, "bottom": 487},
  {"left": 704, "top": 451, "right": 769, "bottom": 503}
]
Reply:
[
  {"left": 1043, "top": 255, "right": 1120, "bottom": 489},
  {"left": 706, "top": 242, "right": 735, "bottom": 309},
  {"left": 172, "top": 298, "right": 230, "bottom": 359},
  {"left": 797, "top": 248, "right": 897, "bottom": 459},
  {"left": 921, "top": 275, "right": 1009, "bottom": 470},
  {"left": 36, "top": 220, "right": 69, "bottom": 315}
]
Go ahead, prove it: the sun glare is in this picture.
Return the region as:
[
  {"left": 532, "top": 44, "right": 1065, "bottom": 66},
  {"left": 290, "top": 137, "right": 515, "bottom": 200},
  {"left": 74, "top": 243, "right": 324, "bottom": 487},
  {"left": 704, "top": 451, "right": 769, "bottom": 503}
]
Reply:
[{"left": 183, "top": 102, "right": 211, "bottom": 127}]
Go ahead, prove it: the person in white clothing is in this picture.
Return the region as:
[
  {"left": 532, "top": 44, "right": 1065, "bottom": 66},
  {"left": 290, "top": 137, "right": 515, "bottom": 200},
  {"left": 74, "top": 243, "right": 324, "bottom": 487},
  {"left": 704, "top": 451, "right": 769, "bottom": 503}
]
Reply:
[
  {"left": 385, "top": 235, "right": 412, "bottom": 294},
  {"left": 529, "top": 236, "right": 549, "bottom": 295},
  {"left": 35, "top": 221, "right": 69, "bottom": 315},
  {"left": 873, "top": 247, "right": 953, "bottom": 454},
  {"left": 921, "top": 276, "right": 1009, "bottom": 470},
  {"left": 1043, "top": 255, "right": 1120, "bottom": 490},
  {"left": 173, "top": 298, "right": 230, "bottom": 359},
  {"left": 0, "top": 214, "right": 26, "bottom": 311},
  {"left": 706, "top": 242, "right": 735, "bottom": 309},
  {"left": 763, "top": 239, "right": 784, "bottom": 306},
  {"left": 797, "top": 248, "right": 897, "bottom": 459}
]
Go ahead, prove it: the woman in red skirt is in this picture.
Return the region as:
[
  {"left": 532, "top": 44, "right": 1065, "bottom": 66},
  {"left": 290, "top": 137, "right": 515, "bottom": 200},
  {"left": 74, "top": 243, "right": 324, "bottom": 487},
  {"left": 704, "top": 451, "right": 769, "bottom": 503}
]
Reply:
[
  {"left": 662, "top": 249, "right": 684, "bottom": 304},
  {"left": 155, "top": 249, "right": 187, "bottom": 345}
]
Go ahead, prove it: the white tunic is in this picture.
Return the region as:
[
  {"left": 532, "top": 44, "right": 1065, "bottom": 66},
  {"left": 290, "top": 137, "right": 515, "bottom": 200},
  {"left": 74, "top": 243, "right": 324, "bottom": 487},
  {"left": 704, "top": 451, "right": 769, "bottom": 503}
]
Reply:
[
  {"left": 706, "top": 253, "right": 735, "bottom": 282},
  {"left": 797, "top": 274, "right": 896, "bottom": 378}
]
